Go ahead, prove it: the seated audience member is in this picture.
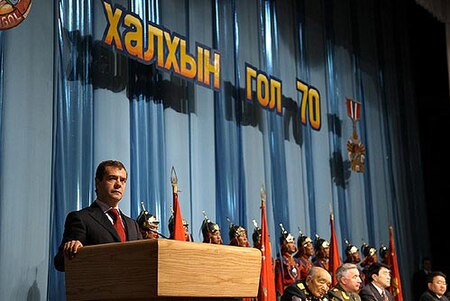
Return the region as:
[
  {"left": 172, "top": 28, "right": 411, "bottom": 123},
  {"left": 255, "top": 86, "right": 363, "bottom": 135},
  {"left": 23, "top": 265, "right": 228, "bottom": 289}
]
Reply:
[
  {"left": 281, "top": 266, "right": 331, "bottom": 301},
  {"left": 329, "top": 263, "right": 362, "bottom": 301},
  {"left": 413, "top": 257, "right": 433, "bottom": 301},
  {"left": 359, "top": 262, "right": 394, "bottom": 301},
  {"left": 419, "top": 271, "right": 448, "bottom": 301}
]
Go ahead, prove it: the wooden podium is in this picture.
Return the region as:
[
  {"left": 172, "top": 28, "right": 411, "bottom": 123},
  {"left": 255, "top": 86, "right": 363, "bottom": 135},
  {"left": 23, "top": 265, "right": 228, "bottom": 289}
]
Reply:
[{"left": 65, "top": 239, "right": 262, "bottom": 300}]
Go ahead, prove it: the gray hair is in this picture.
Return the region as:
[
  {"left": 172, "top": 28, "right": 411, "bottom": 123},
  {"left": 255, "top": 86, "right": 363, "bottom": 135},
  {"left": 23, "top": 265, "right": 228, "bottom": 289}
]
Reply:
[{"left": 335, "top": 263, "right": 359, "bottom": 283}]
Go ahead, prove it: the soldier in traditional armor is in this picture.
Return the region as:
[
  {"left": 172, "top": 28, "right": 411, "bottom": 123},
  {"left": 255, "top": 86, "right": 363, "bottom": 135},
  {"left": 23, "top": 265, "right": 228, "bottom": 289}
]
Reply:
[
  {"left": 313, "top": 234, "right": 330, "bottom": 271},
  {"left": 168, "top": 214, "right": 191, "bottom": 241},
  {"left": 281, "top": 266, "right": 332, "bottom": 301},
  {"left": 328, "top": 263, "right": 362, "bottom": 301},
  {"left": 200, "top": 211, "right": 222, "bottom": 244},
  {"left": 251, "top": 219, "right": 262, "bottom": 250},
  {"left": 136, "top": 202, "right": 160, "bottom": 240},
  {"left": 360, "top": 243, "right": 378, "bottom": 286},
  {"left": 228, "top": 220, "right": 250, "bottom": 247},
  {"left": 295, "top": 231, "right": 314, "bottom": 279},
  {"left": 275, "top": 224, "right": 302, "bottom": 296}
]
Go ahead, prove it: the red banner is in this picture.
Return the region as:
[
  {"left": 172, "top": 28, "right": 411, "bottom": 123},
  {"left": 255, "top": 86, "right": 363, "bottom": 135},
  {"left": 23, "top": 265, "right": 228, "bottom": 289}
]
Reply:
[
  {"left": 329, "top": 213, "right": 341, "bottom": 287},
  {"left": 258, "top": 199, "right": 276, "bottom": 301},
  {"left": 388, "top": 226, "right": 403, "bottom": 301},
  {"left": 172, "top": 191, "right": 186, "bottom": 241}
]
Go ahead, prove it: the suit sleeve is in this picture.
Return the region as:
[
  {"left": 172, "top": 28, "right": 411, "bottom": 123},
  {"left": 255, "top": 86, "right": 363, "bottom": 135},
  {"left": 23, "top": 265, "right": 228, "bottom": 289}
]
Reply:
[
  {"left": 359, "top": 288, "right": 377, "bottom": 301},
  {"left": 54, "top": 212, "right": 87, "bottom": 272}
]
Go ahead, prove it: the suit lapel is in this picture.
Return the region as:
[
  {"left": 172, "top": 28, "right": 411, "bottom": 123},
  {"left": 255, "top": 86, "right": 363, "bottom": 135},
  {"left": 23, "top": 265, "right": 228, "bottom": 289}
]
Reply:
[{"left": 88, "top": 202, "right": 121, "bottom": 242}]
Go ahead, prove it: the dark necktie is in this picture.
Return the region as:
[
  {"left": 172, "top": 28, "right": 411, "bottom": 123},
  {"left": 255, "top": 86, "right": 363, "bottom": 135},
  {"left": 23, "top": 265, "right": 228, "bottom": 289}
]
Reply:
[
  {"left": 381, "top": 290, "right": 388, "bottom": 301},
  {"left": 108, "top": 208, "right": 126, "bottom": 242}
]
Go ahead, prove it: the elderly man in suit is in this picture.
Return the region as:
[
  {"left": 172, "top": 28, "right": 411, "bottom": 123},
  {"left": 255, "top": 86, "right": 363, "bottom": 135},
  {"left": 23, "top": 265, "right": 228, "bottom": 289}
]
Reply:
[
  {"left": 359, "top": 263, "right": 394, "bottom": 301},
  {"left": 54, "top": 160, "right": 142, "bottom": 271}
]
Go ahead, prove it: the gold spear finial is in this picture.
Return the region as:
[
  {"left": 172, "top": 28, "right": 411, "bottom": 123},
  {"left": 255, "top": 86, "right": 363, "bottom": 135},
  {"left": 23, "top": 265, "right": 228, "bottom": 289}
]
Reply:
[
  {"left": 170, "top": 166, "right": 178, "bottom": 193},
  {"left": 260, "top": 184, "right": 266, "bottom": 203}
]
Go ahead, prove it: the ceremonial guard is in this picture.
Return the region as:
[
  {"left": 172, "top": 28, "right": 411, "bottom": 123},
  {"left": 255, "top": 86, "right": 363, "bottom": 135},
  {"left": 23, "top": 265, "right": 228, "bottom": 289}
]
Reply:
[
  {"left": 379, "top": 245, "right": 388, "bottom": 265},
  {"left": 136, "top": 202, "right": 160, "bottom": 240},
  {"left": 168, "top": 214, "right": 191, "bottom": 241},
  {"left": 295, "top": 231, "right": 314, "bottom": 279},
  {"left": 360, "top": 243, "right": 378, "bottom": 285},
  {"left": 200, "top": 211, "right": 222, "bottom": 244},
  {"left": 251, "top": 219, "right": 262, "bottom": 249},
  {"left": 312, "top": 234, "right": 330, "bottom": 271},
  {"left": 344, "top": 240, "right": 361, "bottom": 264},
  {"left": 275, "top": 224, "right": 302, "bottom": 296},
  {"left": 228, "top": 220, "right": 250, "bottom": 247}
]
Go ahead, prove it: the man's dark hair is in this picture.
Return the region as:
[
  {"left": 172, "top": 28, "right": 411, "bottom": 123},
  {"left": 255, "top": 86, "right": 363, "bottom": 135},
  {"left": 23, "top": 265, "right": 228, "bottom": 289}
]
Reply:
[
  {"left": 367, "top": 262, "right": 390, "bottom": 281},
  {"left": 426, "top": 271, "right": 446, "bottom": 284},
  {"left": 95, "top": 160, "right": 127, "bottom": 180}
]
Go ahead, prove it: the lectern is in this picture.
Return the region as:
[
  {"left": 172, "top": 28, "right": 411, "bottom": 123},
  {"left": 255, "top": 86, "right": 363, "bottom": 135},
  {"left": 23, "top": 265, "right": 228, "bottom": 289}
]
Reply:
[{"left": 65, "top": 239, "right": 262, "bottom": 300}]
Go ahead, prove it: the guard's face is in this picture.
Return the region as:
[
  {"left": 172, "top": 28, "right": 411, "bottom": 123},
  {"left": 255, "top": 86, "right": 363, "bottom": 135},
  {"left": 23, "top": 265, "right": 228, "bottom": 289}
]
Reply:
[
  {"left": 142, "top": 224, "right": 159, "bottom": 239},
  {"left": 96, "top": 166, "right": 127, "bottom": 205},
  {"left": 209, "top": 230, "right": 222, "bottom": 244},
  {"left": 304, "top": 241, "right": 314, "bottom": 256},
  {"left": 237, "top": 233, "right": 249, "bottom": 247},
  {"left": 286, "top": 242, "right": 297, "bottom": 254}
]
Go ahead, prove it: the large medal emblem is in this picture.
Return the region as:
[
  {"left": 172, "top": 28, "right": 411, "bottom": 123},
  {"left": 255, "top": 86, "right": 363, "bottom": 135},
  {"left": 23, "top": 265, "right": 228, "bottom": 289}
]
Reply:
[
  {"left": 346, "top": 98, "right": 366, "bottom": 173},
  {"left": 0, "top": 0, "right": 32, "bottom": 30}
]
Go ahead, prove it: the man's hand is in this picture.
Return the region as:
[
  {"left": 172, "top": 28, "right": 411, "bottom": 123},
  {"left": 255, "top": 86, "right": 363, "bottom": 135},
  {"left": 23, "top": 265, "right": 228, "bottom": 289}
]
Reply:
[{"left": 63, "top": 240, "right": 83, "bottom": 259}]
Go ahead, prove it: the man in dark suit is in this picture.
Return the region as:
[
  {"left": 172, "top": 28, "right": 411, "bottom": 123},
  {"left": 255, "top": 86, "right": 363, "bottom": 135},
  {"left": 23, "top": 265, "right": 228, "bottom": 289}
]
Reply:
[
  {"left": 419, "top": 271, "right": 449, "bottom": 301},
  {"left": 413, "top": 257, "right": 433, "bottom": 301},
  {"left": 359, "top": 263, "right": 394, "bottom": 301},
  {"left": 54, "top": 160, "right": 142, "bottom": 272}
]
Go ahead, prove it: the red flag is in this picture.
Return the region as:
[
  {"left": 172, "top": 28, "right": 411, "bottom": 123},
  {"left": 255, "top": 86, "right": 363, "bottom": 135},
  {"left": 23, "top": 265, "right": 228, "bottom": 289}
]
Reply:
[
  {"left": 328, "top": 212, "right": 341, "bottom": 286},
  {"left": 387, "top": 226, "right": 403, "bottom": 301},
  {"left": 171, "top": 167, "right": 186, "bottom": 241},
  {"left": 172, "top": 190, "right": 186, "bottom": 241},
  {"left": 259, "top": 198, "right": 276, "bottom": 301}
]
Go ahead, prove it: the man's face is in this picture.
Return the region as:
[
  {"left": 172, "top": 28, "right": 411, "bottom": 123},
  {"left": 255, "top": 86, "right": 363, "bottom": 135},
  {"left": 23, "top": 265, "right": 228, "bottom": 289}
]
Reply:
[
  {"left": 351, "top": 252, "right": 361, "bottom": 263},
  {"left": 237, "top": 233, "right": 249, "bottom": 247},
  {"left": 374, "top": 267, "right": 391, "bottom": 289},
  {"left": 428, "top": 275, "right": 447, "bottom": 296},
  {"left": 209, "top": 230, "right": 222, "bottom": 244},
  {"left": 141, "top": 224, "right": 159, "bottom": 239},
  {"left": 323, "top": 246, "right": 330, "bottom": 259},
  {"left": 342, "top": 267, "right": 362, "bottom": 293},
  {"left": 95, "top": 166, "right": 127, "bottom": 206},
  {"left": 306, "top": 268, "right": 332, "bottom": 298},
  {"left": 304, "top": 241, "right": 314, "bottom": 256},
  {"left": 286, "top": 242, "right": 297, "bottom": 254}
]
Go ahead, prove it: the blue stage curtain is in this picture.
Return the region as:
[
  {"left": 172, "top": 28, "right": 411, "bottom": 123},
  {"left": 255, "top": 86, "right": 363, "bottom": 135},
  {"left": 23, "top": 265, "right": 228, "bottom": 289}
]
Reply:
[
  {"left": 48, "top": 0, "right": 95, "bottom": 300},
  {"left": 0, "top": 0, "right": 432, "bottom": 300}
]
